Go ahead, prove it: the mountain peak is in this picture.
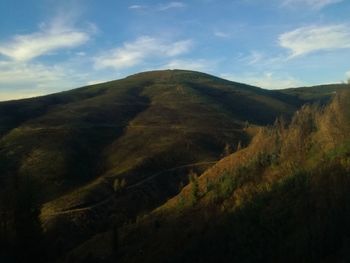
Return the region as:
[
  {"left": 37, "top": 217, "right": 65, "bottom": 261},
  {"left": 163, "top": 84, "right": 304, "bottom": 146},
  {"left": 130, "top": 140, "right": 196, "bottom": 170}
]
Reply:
[{"left": 124, "top": 69, "right": 216, "bottom": 82}]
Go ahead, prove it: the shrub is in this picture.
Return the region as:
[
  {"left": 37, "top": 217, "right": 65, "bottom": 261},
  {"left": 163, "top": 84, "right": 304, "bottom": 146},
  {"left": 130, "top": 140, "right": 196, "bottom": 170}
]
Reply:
[
  {"left": 113, "top": 178, "right": 126, "bottom": 192},
  {"left": 189, "top": 171, "right": 199, "bottom": 205}
]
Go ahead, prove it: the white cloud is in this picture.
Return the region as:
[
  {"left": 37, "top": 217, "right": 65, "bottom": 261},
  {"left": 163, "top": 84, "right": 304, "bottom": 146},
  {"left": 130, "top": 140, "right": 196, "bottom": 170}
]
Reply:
[
  {"left": 0, "top": 60, "right": 89, "bottom": 101},
  {"left": 86, "top": 79, "right": 111, "bottom": 85},
  {"left": 346, "top": 71, "right": 350, "bottom": 78},
  {"left": 282, "top": 0, "right": 343, "bottom": 9},
  {"left": 0, "top": 90, "right": 46, "bottom": 101},
  {"left": 76, "top": 51, "right": 86, "bottom": 56},
  {"left": 94, "top": 36, "right": 193, "bottom": 70},
  {"left": 279, "top": 24, "right": 350, "bottom": 58},
  {"left": 214, "top": 31, "right": 231, "bottom": 38},
  {"left": 0, "top": 61, "right": 63, "bottom": 101},
  {"left": 0, "top": 12, "right": 97, "bottom": 101},
  {"left": 0, "top": 61, "right": 65, "bottom": 85},
  {"left": 157, "top": 2, "right": 186, "bottom": 11},
  {"left": 129, "top": 5, "right": 144, "bottom": 9},
  {"left": 162, "top": 59, "right": 214, "bottom": 71},
  {"left": 221, "top": 72, "right": 304, "bottom": 89},
  {"left": 0, "top": 16, "right": 91, "bottom": 61},
  {"left": 244, "top": 51, "right": 265, "bottom": 65},
  {"left": 129, "top": 2, "right": 186, "bottom": 12},
  {"left": 238, "top": 51, "right": 287, "bottom": 70}
]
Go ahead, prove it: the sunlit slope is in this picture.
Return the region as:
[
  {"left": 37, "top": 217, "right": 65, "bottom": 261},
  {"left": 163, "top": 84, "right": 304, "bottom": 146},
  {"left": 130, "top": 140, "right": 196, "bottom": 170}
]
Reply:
[
  {"left": 2, "top": 70, "right": 346, "bottom": 262},
  {"left": 0, "top": 70, "right": 312, "bottom": 258},
  {"left": 0, "top": 79, "right": 149, "bottom": 198},
  {"left": 0, "top": 70, "right": 299, "bottom": 199},
  {"left": 280, "top": 83, "right": 349, "bottom": 103},
  {"left": 38, "top": 71, "right": 301, "bottom": 245},
  {"left": 71, "top": 90, "right": 350, "bottom": 263}
]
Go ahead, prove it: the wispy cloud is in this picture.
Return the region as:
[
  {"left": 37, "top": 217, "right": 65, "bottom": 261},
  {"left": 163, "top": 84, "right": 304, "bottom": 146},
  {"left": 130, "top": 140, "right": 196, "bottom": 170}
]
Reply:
[
  {"left": 346, "top": 70, "right": 350, "bottom": 79},
  {"left": 0, "top": 60, "right": 88, "bottom": 101},
  {"left": 128, "top": 2, "right": 186, "bottom": 12},
  {"left": 94, "top": 36, "right": 193, "bottom": 70},
  {"left": 282, "top": 0, "right": 343, "bottom": 10},
  {"left": 0, "top": 9, "right": 98, "bottom": 101},
  {"left": 0, "top": 15, "right": 92, "bottom": 61},
  {"left": 244, "top": 51, "right": 265, "bottom": 65},
  {"left": 162, "top": 59, "right": 215, "bottom": 71},
  {"left": 157, "top": 2, "right": 186, "bottom": 11},
  {"left": 279, "top": 24, "right": 350, "bottom": 58},
  {"left": 238, "top": 50, "right": 287, "bottom": 71},
  {"left": 221, "top": 72, "right": 303, "bottom": 89},
  {"left": 86, "top": 79, "right": 111, "bottom": 86},
  {"left": 128, "top": 5, "right": 144, "bottom": 9},
  {"left": 0, "top": 61, "right": 65, "bottom": 85},
  {"left": 214, "top": 31, "right": 231, "bottom": 38}
]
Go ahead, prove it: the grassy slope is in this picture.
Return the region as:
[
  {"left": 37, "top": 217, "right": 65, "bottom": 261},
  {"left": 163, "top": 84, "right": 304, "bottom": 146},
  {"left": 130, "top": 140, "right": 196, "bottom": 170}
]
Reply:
[
  {"left": 0, "top": 79, "right": 149, "bottom": 197},
  {"left": 1, "top": 70, "right": 338, "bottom": 260},
  {"left": 0, "top": 70, "right": 298, "bottom": 197},
  {"left": 68, "top": 90, "right": 350, "bottom": 263},
  {"left": 38, "top": 70, "right": 305, "bottom": 257},
  {"left": 280, "top": 83, "right": 349, "bottom": 103}
]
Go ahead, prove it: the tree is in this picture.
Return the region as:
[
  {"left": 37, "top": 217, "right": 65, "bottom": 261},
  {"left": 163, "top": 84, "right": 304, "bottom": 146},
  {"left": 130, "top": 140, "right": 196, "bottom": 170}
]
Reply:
[
  {"left": 14, "top": 175, "right": 43, "bottom": 262},
  {"left": 189, "top": 171, "right": 199, "bottom": 205},
  {"left": 113, "top": 178, "right": 126, "bottom": 192},
  {"left": 0, "top": 173, "right": 44, "bottom": 262},
  {"left": 112, "top": 223, "right": 119, "bottom": 258},
  {"left": 223, "top": 143, "right": 232, "bottom": 156},
  {"left": 236, "top": 141, "right": 242, "bottom": 152}
]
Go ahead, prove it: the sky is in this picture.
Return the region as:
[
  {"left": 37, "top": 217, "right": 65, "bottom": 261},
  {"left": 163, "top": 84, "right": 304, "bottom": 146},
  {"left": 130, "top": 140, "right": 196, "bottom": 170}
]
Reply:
[{"left": 0, "top": 0, "right": 349, "bottom": 101}]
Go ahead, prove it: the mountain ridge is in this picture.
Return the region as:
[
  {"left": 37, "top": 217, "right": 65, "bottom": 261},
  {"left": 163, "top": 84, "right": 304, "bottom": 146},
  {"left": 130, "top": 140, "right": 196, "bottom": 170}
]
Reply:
[{"left": 1, "top": 69, "right": 348, "bottom": 262}]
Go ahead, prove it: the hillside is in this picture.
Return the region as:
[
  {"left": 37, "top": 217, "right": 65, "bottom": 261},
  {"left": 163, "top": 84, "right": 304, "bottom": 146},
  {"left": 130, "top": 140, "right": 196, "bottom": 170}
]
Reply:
[
  {"left": 280, "top": 83, "right": 349, "bottom": 103},
  {"left": 0, "top": 70, "right": 343, "bottom": 262},
  {"left": 67, "top": 89, "right": 350, "bottom": 263}
]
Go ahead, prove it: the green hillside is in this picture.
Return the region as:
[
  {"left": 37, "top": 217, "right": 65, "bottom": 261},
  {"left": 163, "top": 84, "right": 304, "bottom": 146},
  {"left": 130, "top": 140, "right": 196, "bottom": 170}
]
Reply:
[
  {"left": 0, "top": 70, "right": 344, "bottom": 262},
  {"left": 69, "top": 89, "right": 350, "bottom": 263},
  {"left": 280, "top": 83, "right": 349, "bottom": 103}
]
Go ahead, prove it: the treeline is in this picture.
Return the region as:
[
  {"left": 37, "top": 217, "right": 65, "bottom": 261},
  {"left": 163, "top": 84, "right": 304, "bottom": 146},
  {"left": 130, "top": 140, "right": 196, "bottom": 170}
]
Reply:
[
  {"left": 2, "top": 89, "right": 350, "bottom": 263},
  {"left": 0, "top": 174, "right": 44, "bottom": 262},
  {"left": 108, "top": 90, "right": 350, "bottom": 263}
]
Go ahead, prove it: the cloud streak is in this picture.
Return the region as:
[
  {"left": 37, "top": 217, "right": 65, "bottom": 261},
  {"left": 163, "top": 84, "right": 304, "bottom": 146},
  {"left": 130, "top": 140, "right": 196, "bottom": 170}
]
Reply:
[
  {"left": 221, "top": 72, "right": 303, "bottom": 89},
  {"left": 214, "top": 31, "right": 231, "bottom": 38},
  {"left": 157, "top": 2, "right": 186, "bottom": 11},
  {"left": 0, "top": 60, "right": 86, "bottom": 101},
  {"left": 128, "top": 2, "right": 186, "bottom": 12},
  {"left": 0, "top": 17, "right": 91, "bottom": 61},
  {"left": 162, "top": 59, "right": 214, "bottom": 72},
  {"left": 279, "top": 24, "right": 350, "bottom": 58},
  {"left": 346, "top": 71, "right": 350, "bottom": 79},
  {"left": 94, "top": 36, "right": 193, "bottom": 70},
  {"left": 282, "top": 0, "right": 343, "bottom": 10},
  {"left": 129, "top": 5, "right": 144, "bottom": 9}
]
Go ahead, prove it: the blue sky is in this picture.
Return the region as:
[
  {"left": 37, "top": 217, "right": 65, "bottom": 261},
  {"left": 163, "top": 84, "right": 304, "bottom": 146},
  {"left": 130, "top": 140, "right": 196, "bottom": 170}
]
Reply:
[{"left": 0, "top": 0, "right": 349, "bottom": 100}]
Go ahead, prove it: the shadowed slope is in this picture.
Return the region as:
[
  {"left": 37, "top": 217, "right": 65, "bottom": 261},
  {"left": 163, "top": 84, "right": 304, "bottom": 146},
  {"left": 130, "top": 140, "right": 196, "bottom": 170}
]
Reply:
[
  {"left": 0, "top": 69, "right": 327, "bottom": 261},
  {"left": 70, "top": 90, "right": 350, "bottom": 263}
]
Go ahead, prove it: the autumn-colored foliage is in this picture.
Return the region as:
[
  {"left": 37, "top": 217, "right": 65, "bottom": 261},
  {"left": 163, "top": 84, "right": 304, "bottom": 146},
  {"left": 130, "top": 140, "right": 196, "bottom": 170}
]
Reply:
[{"left": 108, "top": 90, "right": 350, "bottom": 263}]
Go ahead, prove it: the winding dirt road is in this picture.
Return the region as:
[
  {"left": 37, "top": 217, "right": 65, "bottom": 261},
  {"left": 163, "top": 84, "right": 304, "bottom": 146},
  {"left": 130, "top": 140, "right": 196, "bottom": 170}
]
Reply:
[{"left": 43, "top": 160, "right": 218, "bottom": 217}]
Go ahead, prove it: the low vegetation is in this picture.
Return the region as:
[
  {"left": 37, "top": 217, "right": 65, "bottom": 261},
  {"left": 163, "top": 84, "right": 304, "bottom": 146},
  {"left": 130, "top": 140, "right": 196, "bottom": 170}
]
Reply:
[
  {"left": 75, "top": 89, "right": 350, "bottom": 263},
  {"left": 0, "top": 70, "right": 348, "bottom": 262}
]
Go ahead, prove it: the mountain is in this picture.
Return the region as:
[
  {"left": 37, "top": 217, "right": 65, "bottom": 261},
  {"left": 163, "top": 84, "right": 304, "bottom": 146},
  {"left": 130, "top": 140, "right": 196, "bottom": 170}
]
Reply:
[
  {"left": 66, "top": 89, "right": 350, "bottom": 263},
  {"left": 280, "top": 83, "right": 349, "bottom": 103},
  {"left": 0, "top": 69, "right": 346, "bottom": 262}
]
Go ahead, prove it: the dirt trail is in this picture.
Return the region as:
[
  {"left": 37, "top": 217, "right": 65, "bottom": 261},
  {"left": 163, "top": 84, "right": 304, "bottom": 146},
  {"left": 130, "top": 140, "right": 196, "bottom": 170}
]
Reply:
[{"left": 43, "top": 161, "right": 218, "bottom": 217}]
